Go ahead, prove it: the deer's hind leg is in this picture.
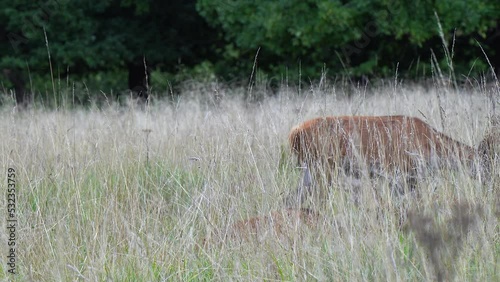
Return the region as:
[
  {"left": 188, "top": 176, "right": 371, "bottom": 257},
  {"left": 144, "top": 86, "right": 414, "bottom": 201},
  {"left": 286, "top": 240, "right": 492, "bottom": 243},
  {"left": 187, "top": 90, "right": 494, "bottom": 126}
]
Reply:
[{"left": 284, "top": 163, "right": 315, "bottom": 208}]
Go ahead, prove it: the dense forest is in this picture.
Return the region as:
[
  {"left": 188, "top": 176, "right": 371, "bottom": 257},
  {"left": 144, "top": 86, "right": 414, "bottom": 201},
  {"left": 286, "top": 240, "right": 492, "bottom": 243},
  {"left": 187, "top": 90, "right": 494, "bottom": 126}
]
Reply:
[{"left": 1, "top": 0, "right": 499, "bottom": 105}]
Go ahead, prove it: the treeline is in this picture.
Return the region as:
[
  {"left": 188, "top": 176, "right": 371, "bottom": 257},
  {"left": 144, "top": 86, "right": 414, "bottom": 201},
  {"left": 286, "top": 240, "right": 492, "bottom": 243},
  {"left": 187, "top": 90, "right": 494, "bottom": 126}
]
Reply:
[{"left": 1, "top": 0, "right": 499, "bottom": 105}]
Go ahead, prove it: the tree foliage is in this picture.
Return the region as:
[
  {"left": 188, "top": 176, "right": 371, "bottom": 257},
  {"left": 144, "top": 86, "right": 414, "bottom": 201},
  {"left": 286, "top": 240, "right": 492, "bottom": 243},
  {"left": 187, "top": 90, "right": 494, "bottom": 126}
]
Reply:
[
  {"left": 197, "top": 0, "right": 500, "bottom": 79},
  {"left": 0, "top": 0, "right": 215, "bottom": 101},
  {"left": 0, "top": 0, "right": 499, "bottom": 105}
]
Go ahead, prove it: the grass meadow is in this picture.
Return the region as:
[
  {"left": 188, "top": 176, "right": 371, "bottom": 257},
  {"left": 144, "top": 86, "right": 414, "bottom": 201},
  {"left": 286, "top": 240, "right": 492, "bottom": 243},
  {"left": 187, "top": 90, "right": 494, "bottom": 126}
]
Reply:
[{"left": 1, "top": 81, "right": 499, "bottom": 281}]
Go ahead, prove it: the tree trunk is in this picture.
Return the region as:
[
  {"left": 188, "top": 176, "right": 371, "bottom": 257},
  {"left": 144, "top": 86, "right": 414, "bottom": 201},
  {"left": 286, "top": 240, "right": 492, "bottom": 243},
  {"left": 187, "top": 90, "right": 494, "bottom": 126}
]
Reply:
[
  {"left": 127, "top": 57, "right": 150, "bottom": 102},
  {"left": 3, "top": 68, "right": 28, "bottom": 107},
  {"left": 487, "top": 22, "right": 500, "bottom": 77}
]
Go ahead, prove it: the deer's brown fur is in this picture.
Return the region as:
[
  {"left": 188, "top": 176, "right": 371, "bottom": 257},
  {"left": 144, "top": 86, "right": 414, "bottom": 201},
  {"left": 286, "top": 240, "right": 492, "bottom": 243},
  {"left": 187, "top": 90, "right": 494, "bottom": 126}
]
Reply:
[
  {"left": 198, "top": 208, "right": 323, "bottom": 250},
  {"left": 289, "top": 116, "right": 490, "bottom": 189}
]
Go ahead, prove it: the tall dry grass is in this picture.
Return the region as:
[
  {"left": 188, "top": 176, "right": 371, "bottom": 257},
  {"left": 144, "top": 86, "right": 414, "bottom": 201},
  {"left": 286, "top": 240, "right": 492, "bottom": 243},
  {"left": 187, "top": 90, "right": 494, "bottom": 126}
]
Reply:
[{"left": 0, "top": 81, "right": 498, "bottom": 281}]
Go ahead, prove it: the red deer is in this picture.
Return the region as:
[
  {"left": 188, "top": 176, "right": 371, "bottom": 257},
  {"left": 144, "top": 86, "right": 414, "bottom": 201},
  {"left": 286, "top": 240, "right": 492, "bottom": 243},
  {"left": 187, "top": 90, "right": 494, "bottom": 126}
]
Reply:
[
  {"left": 198, "top": 208, "right": 323, "bottom": 250},
  {"left": 288, "top": 115, "right": 495, "bottom": 201}
]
